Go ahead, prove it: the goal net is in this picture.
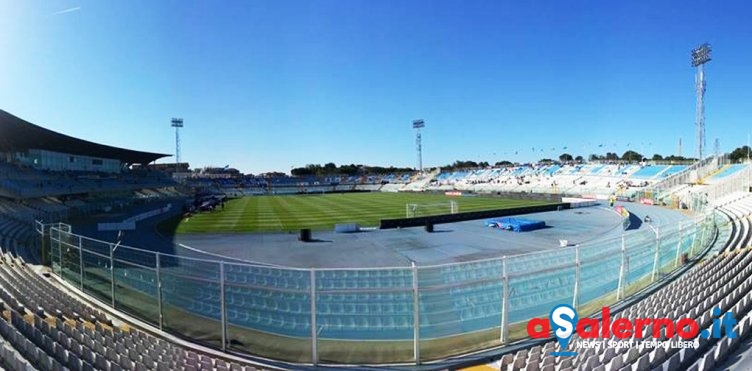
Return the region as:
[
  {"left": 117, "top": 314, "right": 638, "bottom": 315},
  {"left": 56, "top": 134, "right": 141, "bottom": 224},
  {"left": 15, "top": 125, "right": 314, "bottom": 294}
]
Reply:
[{"left": 405, "top": 200, "right": 458, "bottom": 218}]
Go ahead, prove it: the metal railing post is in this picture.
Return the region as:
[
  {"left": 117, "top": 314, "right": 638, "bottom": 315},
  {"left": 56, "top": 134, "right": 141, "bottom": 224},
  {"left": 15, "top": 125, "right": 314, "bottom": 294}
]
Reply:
[
  {"left": 39, "top": 222, "right": 47, "bottom": 266},
  {"left": 79, "top": 236, "right": 84, "bottom": 291},
  {"left": 695, "top": 216, "right": 707, "bottom": 256},
  {"left": 156, "top": 253, "right": 163, "bottom": 331},
  {"left": 617, "top": 234, "right": 626, "bottom": 300},
  {"left": 219, "top": 261, "right": 227, "bottom": 352},
  {"left": 58, "top": 228, "right": 63, "bottom": 275},
  {"left": 310, "top": 269, "right": 318, "bottom": 365},
  {"left": 689, "top": 222, "right": 699, "bottom": 258},
  {"left": 675, "top": 224, "right": 684, "bottom": 267},
  {"left": 651, "top": 226, "right": 661, "bottom": 282},
  {"left": 501, "top": 256, "right": 509, "bottom": 344},
  {"left": 573, "top": 246, "right": 580, "bottom": 309},
  {"left": 412, "top": 262, "right": 420, "bottom": 364},
  {"left": 110, "top": 243, "right": 116, "bottom": 308}
]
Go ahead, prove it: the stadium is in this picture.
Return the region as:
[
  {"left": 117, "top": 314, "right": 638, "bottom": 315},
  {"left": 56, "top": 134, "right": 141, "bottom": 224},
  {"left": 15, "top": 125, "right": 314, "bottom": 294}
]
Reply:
[
  {"left": 3, "top": 3, "right": 752, "bottom": 371},
  {"left": 1, "top": 102, "right": 752, "bottom": 371}
]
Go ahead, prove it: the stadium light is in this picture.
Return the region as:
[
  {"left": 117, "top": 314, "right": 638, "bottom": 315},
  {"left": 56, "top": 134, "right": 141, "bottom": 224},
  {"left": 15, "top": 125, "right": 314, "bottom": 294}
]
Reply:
[
  {"left": 691, "top": 43, "right": 711, "bottom": 160},
  {"left": 412, "top": 119, "right": 425, "bottom": 172},
  {"left": 691, "top": 43, "right": 712, "bottom": 67},
  {"left": 171, "top": 118, "right": 184, "bottom": 167}
]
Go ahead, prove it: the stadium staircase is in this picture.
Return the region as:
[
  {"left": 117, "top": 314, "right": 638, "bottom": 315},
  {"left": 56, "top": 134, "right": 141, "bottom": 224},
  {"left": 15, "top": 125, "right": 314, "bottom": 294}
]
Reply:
[
  {"left": 696, "top": 164, "right": 731, "bottom": 185},
  {"left": 402, "top": 169, "right": 441, "bottom": 192}
]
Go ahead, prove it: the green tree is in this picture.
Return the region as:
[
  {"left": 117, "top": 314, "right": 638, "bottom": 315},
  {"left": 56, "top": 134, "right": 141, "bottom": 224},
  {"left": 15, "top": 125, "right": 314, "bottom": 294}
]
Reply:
[
  {"left": 323, "top": 162, "right": 337, "bottom": 174},
  {"left": 559, "top": 153, "right": 573, "bottom": 162},
  {"left": 621, "top": 150, "right": 643, "bottom": 162},
  {"left": 664, "top": 155, "right": 693, "bottom": 163},
  {"left": 729, "top": 146, "right": 751, "bottom": 163},
  {"left": 441, "top": 160, "right": 480, "bottom": 171}
]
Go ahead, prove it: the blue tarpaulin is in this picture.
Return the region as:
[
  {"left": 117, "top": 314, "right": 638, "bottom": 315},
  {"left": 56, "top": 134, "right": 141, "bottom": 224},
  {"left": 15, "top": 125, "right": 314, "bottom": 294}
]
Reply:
[{"left": 484, "top": 217, "right": 546, "bottom": 232}]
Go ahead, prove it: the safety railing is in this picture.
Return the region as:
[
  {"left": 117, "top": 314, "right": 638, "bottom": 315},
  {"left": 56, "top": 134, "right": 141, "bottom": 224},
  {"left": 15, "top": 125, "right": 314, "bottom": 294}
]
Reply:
[{"left": 41, "top": 212, "right": 717, "bottom": 365}]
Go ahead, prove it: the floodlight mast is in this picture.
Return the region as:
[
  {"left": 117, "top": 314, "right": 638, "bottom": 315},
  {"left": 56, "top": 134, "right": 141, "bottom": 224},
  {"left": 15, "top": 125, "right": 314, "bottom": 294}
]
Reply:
[
  {"left": 691, "top": 43, "right": 711, "bottom": 160},
  {"left": 171, "top": 118, "right": 184, "bottom": 166},
  {"left": 412, "top": 119, "right": 425, "bottom": 172}
]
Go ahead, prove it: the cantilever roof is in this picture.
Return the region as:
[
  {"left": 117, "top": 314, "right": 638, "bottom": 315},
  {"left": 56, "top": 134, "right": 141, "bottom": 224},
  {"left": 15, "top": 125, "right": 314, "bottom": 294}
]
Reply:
[{"left": 0, "top": 109, "right": 170, "bottom": 165}]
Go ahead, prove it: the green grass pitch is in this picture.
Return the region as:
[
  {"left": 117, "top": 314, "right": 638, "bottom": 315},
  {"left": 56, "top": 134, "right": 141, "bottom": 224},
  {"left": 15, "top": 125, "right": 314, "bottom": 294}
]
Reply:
[{"left": 175, "top": 192, "right": 553, "bottom": 233}]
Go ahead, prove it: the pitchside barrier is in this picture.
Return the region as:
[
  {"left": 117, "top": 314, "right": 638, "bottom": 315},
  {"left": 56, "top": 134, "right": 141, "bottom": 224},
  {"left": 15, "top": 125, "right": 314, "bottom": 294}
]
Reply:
[
  {"left": 38, "top": 210, "right": 717, "bottom": 366},
  {"left": 562, "top": 197, "right": 598, "bottom": 208},
  {"left": 380, "top": 203, "right": 568, "bottom": 229},
  {"left": 424, "top": 189, "right": 564, "bottom": 203}
]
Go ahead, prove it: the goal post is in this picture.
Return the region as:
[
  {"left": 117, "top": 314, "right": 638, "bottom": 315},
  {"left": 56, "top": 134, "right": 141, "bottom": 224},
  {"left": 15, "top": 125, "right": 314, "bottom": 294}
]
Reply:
[{"left": 405, "top": 200, "right": 458, "bottom": 218}]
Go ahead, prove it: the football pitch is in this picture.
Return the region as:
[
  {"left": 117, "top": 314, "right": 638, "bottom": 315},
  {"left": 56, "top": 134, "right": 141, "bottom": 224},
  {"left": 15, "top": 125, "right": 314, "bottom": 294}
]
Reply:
[{"left": 176, "top": 192, "right": 553, "bottom": 233}]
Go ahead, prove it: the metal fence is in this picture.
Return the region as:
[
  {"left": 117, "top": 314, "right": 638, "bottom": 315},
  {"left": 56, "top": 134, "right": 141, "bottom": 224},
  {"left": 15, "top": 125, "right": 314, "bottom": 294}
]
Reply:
[{"left": 37, "top": 212, "right": 717, "bottom": 365}]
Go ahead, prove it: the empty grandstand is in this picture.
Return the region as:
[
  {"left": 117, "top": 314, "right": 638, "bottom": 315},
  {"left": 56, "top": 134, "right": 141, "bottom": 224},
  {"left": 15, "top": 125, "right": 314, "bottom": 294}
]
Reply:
[
  {"left": 2, "top": 109, "right": 752, "bottom": 371},
  {"left": 0, "top": 110, "right": 274, "bottom": 370}
]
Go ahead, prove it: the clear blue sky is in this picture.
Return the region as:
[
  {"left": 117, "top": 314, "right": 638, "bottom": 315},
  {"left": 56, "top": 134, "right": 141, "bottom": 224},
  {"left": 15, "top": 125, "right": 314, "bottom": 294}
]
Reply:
[{"left": 2, "top": 1, "right": 751, "bottom": 174}]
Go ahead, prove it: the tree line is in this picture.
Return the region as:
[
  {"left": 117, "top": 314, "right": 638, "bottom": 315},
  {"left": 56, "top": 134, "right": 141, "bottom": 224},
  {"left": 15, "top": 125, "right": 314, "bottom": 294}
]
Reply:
[
  {"left": 289, "top": 146, "right": 751, "bottom": 176},
  {"left": 291, "top": 163, "right": 414, "bottom": 177},
  {"left": 729, "top": 146, "right": 751, "bottom": 163}
]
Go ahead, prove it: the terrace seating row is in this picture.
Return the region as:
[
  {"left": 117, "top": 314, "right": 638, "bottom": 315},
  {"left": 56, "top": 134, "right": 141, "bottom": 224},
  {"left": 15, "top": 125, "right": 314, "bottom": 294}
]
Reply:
[{"left": 0, "top": 216, "right": 40, "bottom": 263}]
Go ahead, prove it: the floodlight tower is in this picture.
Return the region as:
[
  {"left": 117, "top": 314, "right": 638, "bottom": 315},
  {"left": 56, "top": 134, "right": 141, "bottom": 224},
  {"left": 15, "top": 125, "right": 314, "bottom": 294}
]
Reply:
[
  {"left": 714, "top": 138, "right": 720, "bottom": 158},
  {"left": 691, "top": 43, "right": 711, "bottom": 160},
  {"left": 171, "top": 118, "right": 184, "bottom": 165},
  {"left": 412, "top": 119, "right": 425, "bottom": 172}
]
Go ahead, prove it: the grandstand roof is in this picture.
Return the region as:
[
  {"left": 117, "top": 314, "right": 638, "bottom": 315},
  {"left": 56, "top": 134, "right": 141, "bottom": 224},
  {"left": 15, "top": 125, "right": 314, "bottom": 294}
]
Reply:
[{"left": 0, "top": 109, "right": 170, "bottom": 165}]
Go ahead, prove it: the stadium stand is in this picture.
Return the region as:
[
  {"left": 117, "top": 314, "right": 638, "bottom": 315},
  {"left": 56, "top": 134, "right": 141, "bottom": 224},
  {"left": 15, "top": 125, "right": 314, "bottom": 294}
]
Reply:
[
  {"left": 3, "top": 155, "right": 748, "bottom": 369},
  {"left": 0, "top": 110, "right": 270, "bottom": 370},
  {"left": 182, "top": 171, "right": 422, "bottom": 196},
  {"left": 418, "top": 158, "right": 745, "bottom": 204},
  {"left": 5, "top": 109, "right": 752, "bottom": 369},
  {"left": 0, "top": 252, "right": 265, "bottom": 370},
  {"left": 485, "top": 194, "right": 752, "bottom": 371}
]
